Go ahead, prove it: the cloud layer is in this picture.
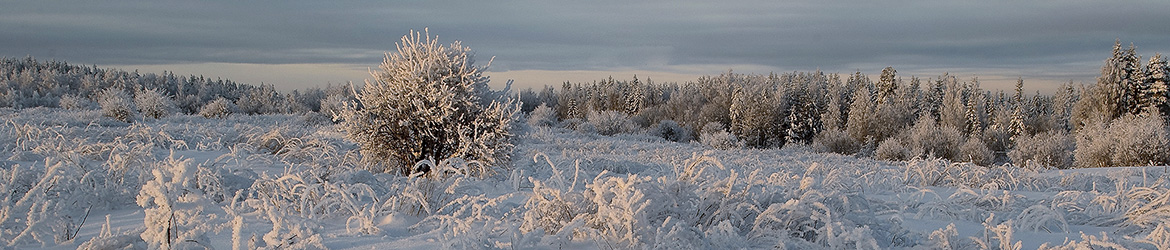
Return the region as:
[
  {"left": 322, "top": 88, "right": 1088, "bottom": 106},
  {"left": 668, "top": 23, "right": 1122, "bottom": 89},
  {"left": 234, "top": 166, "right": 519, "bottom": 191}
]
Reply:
[{"left": 3, "top": 1, "right": 1169, "bottom": 91}]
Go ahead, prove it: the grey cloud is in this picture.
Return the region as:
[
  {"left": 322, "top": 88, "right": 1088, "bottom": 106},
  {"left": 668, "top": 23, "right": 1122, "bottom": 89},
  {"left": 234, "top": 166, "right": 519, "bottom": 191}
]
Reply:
[{"left": 2, "top": 0, "right": 1169, "bottom": 86}]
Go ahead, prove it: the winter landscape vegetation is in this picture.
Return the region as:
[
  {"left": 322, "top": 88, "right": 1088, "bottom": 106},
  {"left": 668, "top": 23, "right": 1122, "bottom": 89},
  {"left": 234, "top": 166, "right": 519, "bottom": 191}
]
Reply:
[{"left": 2, "top": 26, "right": 1170, "bottom": 249}]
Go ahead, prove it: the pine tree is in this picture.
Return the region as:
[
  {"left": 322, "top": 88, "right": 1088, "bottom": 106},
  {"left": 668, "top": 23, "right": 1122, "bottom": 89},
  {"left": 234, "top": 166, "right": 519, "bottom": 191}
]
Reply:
[
  {"left": 624, "top": 76, "right": 644, "bottom": 115},
  {"left": 926, "top": 74, "right": 949, "bottom": 122},
  {"left": 877, "top": 67, "right": 898, "bottom": 102},
  {"left": 729, "top": 84, "right": 780, "bottom": 148},
  {"left": 1142, "top": 53, "right": 1170, "bottom": 117},
  {"left": 1009, "top": 78, "right": 1027, "bottom": 137}
]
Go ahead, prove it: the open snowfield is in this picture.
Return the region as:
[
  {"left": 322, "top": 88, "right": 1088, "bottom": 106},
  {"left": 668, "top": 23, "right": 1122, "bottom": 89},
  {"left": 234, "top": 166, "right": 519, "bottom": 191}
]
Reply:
[{"left": 3, "top": 107, "right": 1170, "bottom": 249}]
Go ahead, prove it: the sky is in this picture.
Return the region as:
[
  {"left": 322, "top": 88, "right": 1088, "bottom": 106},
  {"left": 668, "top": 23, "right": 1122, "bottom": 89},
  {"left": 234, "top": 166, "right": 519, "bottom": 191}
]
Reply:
[{"left": 3, "top": 1, "right": 1169, "bottom": 93}]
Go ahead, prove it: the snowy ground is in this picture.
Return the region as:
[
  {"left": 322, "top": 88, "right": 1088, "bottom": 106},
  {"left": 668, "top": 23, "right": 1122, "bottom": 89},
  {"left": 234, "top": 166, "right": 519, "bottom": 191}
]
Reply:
[{"left": 3, "top": 108, "right": 1169, "bottom": 249}]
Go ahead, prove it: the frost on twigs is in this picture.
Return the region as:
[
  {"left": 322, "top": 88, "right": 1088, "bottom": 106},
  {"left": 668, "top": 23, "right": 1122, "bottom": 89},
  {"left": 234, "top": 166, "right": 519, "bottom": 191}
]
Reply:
[
  {"left": 136, "top": 154, "right": 226, "bottom": 249},
  {"left": 338, "top": 29, "right": 518, "bottom": 177},
  {"left": 199, "top": 97, "right": 236, "bottom": 119},
  {"left": 97, "top": 88, "right": 137, "bottom": 123}
]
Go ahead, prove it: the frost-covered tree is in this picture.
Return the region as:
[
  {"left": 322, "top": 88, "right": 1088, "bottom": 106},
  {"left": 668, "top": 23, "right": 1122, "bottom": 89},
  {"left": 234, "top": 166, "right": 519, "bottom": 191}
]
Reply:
[
  {"left": 648, "top": 120, "right": 692, "bottom": 142},
  {"left": 730, "top": 84, "right": 781, "bottom": 148},
  {"left": 699, "top": 122, "right": 742, "bottom": 149},
  {"left": 1078, "top": 41, "right": 1143, "bottom": 124},
  {"left": 1009, "top": 78, "right": 1027, "bottom": 138},
  {"left": 585, "top": 109, "right": 636, "bottom": 136},
  {"left": 876, "top": 67, "right": 898, "bottom": 101},
  {"left": 97, "top": 88, "right": 137, "bottom": 122},
  {"left": 906, "top": 115, "right": 962, "bottom": 161},
  {"left": 58, "top": 94, "right": 94, "bottom": 110},
  {"left": 526, "top": 104, "right": 558, "bottom": 128},
  {"left": 1141, "top": 53, "right": 1170, "bottom": 117},
  {"left": 959, "top": 137, "right": 994, "bottom": 166},
  {"left": 199, "top": 97, "right": 236, "bottom": 119},
  {"left": 1109, "top": 113, "right": 1170, "bottom": 167},
  {"left": 1010, "top": 131, "right": 1074, "bottom": 169},
  {"left": 1051, "top": 82, "right": 1080, "bottom": 132},
  {"left": 846, "top": 87, "right": 878, "bottom": 142},
  {"left": 135, "top": 88, "right": 178, "bottom": 119},
  {"left": 338, "top": 30, "right": 518, "bottom": 176}
]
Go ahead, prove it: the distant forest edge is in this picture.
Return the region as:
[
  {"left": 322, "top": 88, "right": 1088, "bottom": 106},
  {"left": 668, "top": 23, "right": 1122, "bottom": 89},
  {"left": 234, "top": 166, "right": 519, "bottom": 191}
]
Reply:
[
  {"left": 0, "top": 56, "right": 351, "bottom": 116},
  {"left": 516, "top": 41, "right": 1170, "bottom": 169},
  {"left": 3, "top": 40, "right": 1169, "bottom": 169}
]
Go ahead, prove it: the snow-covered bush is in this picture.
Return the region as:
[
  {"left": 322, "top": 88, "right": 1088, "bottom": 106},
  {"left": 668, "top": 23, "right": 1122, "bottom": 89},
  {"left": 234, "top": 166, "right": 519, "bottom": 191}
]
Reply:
[
  {"left": 813, "top": 128, "right": 860, "bottom": 155},
  {"left": 1109, "top": 113, "right": 1170, "bottom": 167},
  {"left": 97, "top": 88, "right": 137, "bottom": 122},
  {"left": 875, "top": 137, "right": 911, "bottom": 161},
  {"left": 1010, "top": 131, "right": 1074, "bottom": 169},
  {"left": 199, "top": 97, "right": 236, "bottom": 119},
  {"left": 527, "top": 104, "right": 558, "bottom": 128},
  {"left": 648, "top": 119, "right": 692, "bottom": 142},
  {"left": 136, "top": 155, "right": 226, "bottom": 249},
  {"left": 906, "top": 117, "right": 962, "bottom": 161},
  {"left": 319, "top": 93, "right": 349, "bottom": 122},
  {"left": 1074, "top": 118, "right": 1112, "bottom": 168},
  {"left": 699, "top": 122, "right": 742, "bottom": 149},
  {"left": 134, "top": 88, "right": 178, "bottom": 119},
  {"left": 337, "top": 30, "right": 518, "bottom": 176},
  {"left": 959, "top": 137, "right": 994, "bottom": 166},
  {"left": 1075, "top": 114, "right": 1170, "bottom": 168},
  {"left": 58, "top": 94, "right": 93, "bottom": 110},
  {"left": 585, "top": 109, "right": 636, "bottom": 136}
]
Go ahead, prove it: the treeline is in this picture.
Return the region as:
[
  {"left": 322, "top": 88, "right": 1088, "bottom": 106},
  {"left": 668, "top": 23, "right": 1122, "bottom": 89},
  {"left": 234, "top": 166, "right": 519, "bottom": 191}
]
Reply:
[
  {"left": 520, "top": 41, "right": 1170, "bottom": 169},
  {"left": 0, "top": 56, "right": 353, "bottom": 119}
]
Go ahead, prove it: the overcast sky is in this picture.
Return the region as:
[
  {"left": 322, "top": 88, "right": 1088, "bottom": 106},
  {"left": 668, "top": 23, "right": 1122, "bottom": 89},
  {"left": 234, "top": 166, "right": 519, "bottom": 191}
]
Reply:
[{"left": 3, "top": 1, "right": 1169, "bottom": 92}]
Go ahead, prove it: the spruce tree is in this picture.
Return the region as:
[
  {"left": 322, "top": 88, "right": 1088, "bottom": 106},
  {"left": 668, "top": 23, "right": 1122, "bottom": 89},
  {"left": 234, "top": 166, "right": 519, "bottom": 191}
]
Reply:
[{"left": 1142, "top": 54, "right": 1170, "bottom": 117}]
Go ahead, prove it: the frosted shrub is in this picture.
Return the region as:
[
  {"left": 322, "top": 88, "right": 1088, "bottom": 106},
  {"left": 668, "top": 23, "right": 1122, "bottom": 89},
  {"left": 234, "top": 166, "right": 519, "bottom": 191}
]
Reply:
[
  {"left": 319, "top": 93, "right": 349, "bottom": 121},
  {"left": 959, "top": 137, "right": 994, "bottom": 166},
  {"left": 338, "top": 30, "right": 518, "bottom": 176},
  {"left": 1074, "top": 118, "right": 1112, "bottom": 168},
  {"left": 97, "top": 88, "right": 137, "bottom": 122},
  {"left": 699, "top": 122, "right": 742, "bottom": 149},
  {"left": 585, "top": 109, "right": 636, "bottom": 136},
  {"left": 875, "top": 138, "right": 911, "bottom": 161},
  {"left": 1109, "top": 114, "right": 1170, "bottom": 167},
  {"left": 134, "top": 88, "right": 178, "bottom": 119},
  {"left": 649, "top": 119, "right": 692, "bottom": 142},
  {"left": 907, "top": 117, "right": 962, "bottom": 161},
  {"left": 199, "top": 97, "right": 236, "bottom": 118},
  {"left": 1075, "top": 114, "right": 1170, "bottom": 168},
  {"left": 58, "top": 94, "right": 93, "bottom": 110},
  {"left": 813, "top": 128, "right": 860, "bottom": 155},
  {"left": 136, "top": 156, "right": 225, "bottom": 249},
  {"left": 526, "top": 104, "right": 558, "bottom": 128},
  {"left": 1010, "top": 131, "right": 1074, "bottom": 169}
]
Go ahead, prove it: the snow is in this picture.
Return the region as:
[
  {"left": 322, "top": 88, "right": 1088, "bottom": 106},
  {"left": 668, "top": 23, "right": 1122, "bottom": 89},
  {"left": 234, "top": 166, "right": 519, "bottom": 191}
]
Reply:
[{"left": 3, "top": 109, "right": 1170, "bottom": 249}]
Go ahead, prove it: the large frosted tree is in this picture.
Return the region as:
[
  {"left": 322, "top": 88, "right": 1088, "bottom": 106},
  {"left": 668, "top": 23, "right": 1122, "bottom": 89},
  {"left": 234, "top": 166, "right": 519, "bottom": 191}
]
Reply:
[{"left": 339, "top": 30, "right": 517, "bottom": 176}]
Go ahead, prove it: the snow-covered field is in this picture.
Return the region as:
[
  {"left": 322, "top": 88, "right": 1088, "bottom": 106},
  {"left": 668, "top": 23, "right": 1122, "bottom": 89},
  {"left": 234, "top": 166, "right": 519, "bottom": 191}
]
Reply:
[{"left": 3, "top": 107, "right": 1170, "bottom": 249}]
